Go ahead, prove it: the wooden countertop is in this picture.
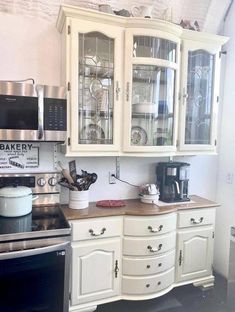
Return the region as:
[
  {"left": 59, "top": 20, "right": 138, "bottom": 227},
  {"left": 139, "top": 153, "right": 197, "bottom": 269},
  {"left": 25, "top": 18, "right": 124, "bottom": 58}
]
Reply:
[{"left": 62, "top": 195, "right": 219, "bottom": 220}]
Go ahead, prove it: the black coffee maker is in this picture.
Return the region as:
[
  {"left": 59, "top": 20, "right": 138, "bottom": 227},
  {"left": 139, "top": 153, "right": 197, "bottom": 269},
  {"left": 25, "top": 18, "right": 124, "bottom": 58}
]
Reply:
[{"left": 156, "top": 162, "right": 190, "bottom": 203}]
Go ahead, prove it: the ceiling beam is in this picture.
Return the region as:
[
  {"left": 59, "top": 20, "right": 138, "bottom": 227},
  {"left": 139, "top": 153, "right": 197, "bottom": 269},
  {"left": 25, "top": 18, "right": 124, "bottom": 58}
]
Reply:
[{"left": 203, "top": 0, "right": 232, "bottom": 33}]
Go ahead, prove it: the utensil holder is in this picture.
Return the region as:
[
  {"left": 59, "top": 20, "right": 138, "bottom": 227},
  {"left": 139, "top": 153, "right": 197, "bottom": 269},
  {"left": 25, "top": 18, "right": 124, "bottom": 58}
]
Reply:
[{"left": 69, "top": 190, "right": 89, "bottom": 209}]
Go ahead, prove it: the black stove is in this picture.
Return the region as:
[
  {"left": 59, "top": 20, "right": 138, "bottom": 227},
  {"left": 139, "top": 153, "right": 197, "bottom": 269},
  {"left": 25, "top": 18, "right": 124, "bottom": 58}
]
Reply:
[
  {"left": 0, "top": 205, "right": 70, "bottom": 242},
  {"left": 0, "top": 173, "right": 70, "bottom": 243}
]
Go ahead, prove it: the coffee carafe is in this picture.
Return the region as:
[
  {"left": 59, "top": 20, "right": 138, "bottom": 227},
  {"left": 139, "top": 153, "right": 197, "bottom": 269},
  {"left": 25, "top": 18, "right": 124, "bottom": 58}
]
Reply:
[{"left": 156, "top": 162, "right": 190, "bottom": 203}]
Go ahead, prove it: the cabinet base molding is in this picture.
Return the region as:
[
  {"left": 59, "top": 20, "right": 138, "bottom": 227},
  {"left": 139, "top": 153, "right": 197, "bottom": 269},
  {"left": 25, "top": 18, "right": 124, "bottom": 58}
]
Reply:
[
  {"left": 69, "top": 305, "right": 97, "bottom": 312},
  {"left": 193, "top": 275, "right": 215, "bottom": 290}
]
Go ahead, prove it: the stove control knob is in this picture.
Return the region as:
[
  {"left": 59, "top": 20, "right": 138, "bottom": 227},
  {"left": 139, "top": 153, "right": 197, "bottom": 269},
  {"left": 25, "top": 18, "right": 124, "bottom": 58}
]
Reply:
[
  {"left": 37, "top": 177, "right": 46, "bottom": 187},
  {"left": 48, "top": 177, "right": 57, "bottom": 187}
]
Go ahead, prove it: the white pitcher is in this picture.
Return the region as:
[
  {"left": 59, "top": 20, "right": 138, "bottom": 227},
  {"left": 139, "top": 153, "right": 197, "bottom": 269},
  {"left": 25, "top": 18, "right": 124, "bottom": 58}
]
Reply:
[{"left": 132, "top": 5, "right": 153, "bottom": 18}]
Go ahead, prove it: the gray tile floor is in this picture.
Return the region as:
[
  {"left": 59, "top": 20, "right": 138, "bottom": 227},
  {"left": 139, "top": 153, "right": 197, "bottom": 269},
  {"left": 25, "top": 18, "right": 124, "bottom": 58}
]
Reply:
[{"left": 97, "top": 274, "right": 230, "bottom": 312}]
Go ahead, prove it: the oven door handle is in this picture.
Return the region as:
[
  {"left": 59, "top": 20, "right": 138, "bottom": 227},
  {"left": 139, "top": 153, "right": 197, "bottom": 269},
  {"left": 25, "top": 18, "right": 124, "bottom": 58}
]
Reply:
[
  {"left": 36, "top": 84, "right": 44, "bottom": 140},
  {"left": 0, "top": 242, "right": 70, "bottom": 260}
]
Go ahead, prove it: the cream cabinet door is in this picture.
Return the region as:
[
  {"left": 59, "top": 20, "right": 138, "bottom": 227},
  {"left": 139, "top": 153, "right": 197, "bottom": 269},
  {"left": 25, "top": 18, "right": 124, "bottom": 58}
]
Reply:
[
  {"left": 123, "top": 28, "right": 180, "bottom": 153},
  {"left": 71, "top": 239, "right": 121, "bottom": 306},
  {"left": 176, "top": 227, "right": 214, "bottom": 282},
  {"left": 67, "top": 18, "right": 123, "bottom": 154},
  {"left": 179, "top": 40, "right": 221, "bottom": 153}
]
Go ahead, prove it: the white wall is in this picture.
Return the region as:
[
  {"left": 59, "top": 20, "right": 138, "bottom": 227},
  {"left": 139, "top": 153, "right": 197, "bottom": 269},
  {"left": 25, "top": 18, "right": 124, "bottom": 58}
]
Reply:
[
  {"left": 0, "top": 11, "right": 218, "bottom": 219},
  {"left": 213, "top": 2, "right": 235, "bottom": 278}
]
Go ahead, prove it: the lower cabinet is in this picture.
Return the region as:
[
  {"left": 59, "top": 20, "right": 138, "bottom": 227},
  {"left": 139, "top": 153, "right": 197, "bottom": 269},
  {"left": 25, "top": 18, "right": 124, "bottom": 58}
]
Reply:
[
  {"left": 71, "top": 239, "right": 121, "bottom": 306},
  {"left": 69, "top": 208, "right": 216, "bottom": 311},
  {"left": 175, "top": 227, "right": 214, "bottom": 283}
]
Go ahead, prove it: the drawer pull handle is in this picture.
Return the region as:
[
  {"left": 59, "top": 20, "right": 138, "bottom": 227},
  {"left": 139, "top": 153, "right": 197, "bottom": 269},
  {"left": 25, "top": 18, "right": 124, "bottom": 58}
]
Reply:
[
  {"left": 148, "top": 225, "right": 163, "bottom": 233},
  {"left": 146, "top": 284, "right": 150, "bottom": 288},
  {"left": 146, "top": 265, "right": 151, "bottom": 269},
  {"left": 190, "top": 217, "right": 204, "bottom": 225},
  {"left": 157, "top": 281, "right": 161, "bottom": 286},
  {"left": 147, "top": 244, "right": 162, "bottom": 253},
  {"left": 89, "top": 227, "right": 106, "bottom": 236}
]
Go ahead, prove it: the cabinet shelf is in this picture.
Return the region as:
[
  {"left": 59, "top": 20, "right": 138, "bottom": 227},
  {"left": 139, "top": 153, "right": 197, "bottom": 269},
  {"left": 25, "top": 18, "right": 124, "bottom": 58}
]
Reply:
[{"left": 132, "top": 112, "right": 173, "bottom": 119}]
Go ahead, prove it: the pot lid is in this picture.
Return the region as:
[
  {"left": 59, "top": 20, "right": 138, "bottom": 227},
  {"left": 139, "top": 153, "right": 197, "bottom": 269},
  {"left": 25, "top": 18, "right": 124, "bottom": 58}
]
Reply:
[{"left": 0, "top": 186, "right": 32, "bottom": 197}]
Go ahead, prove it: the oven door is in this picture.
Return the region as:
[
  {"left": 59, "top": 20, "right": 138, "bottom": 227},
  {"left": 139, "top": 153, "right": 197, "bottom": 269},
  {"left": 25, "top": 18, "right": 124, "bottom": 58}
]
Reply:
[{"left": 0, "top": 242, "right": 70, "bottom": 312}]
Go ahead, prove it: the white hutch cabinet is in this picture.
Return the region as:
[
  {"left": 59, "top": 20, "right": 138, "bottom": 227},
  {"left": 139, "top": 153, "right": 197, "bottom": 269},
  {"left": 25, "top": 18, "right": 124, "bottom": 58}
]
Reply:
[{"left": 56, "top": 6, "right": 228, "bottom": 157}]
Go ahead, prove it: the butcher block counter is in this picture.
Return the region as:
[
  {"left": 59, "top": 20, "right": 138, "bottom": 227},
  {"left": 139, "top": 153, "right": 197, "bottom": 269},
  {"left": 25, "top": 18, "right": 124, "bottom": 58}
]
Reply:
[{"left": 62, "top": 195, "right": 219, "bottom": 220}]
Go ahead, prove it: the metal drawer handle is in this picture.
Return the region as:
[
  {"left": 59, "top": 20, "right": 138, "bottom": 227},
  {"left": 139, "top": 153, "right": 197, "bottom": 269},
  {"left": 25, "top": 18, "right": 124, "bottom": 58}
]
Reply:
[
  {"left": 147, "top": 244, "right": 162, "bottom": 253},
  {"left": 148, "top": 225, "right": 163, "bottom": 233},
  {"left": 89, "top": 227, "right": 106, "bottom": 236},
  {"left": 190, "top": 217, "right": 204, "bottom": 225}
]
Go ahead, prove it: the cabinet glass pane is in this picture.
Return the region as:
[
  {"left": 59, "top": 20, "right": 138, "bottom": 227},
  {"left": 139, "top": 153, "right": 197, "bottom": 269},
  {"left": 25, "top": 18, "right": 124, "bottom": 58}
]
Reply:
[
  {"left": 185, "top": 50, "right": 215, "bottom": 145},
  {"left": 131, "top": 65, "right": 175, "bottom": 146},
  {"left": 133, "top": 36, "right": 176, "bottom": 62},
  {"left": 78, "top": 32, "right": 114, "bottom": 144}
]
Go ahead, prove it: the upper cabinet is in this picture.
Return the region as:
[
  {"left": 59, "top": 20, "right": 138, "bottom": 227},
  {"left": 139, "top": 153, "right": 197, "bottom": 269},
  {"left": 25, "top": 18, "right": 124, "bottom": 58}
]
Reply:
[
  {"left": 178, "top": 32, "right": 225, "bottom": 153},
  {"left": 57, "top": 5, "right": 228, "bottom": 157}
]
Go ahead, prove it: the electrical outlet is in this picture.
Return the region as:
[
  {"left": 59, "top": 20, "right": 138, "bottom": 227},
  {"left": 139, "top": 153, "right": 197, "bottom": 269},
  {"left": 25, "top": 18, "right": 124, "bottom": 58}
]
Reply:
[
  {"left": 109, "top": 172, "right": 116, "bottom": 184},
  {"left": 226, "top": 173, "right": 234, "bottom": 184}
]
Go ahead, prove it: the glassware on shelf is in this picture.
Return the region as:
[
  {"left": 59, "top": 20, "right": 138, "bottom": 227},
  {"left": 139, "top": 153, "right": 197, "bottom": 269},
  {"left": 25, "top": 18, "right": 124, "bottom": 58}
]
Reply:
[
  {"left": 133, "top": 36, "right": 176, "bottom": 62},
  {"left": 130, "top": 64, "right": 175, "bottom": 147}
]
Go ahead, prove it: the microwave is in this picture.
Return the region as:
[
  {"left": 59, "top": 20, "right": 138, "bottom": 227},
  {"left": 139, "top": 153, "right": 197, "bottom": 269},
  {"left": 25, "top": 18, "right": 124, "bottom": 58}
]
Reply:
[{"left": 0, "top": 81, "right": 67, "bottom": 142}]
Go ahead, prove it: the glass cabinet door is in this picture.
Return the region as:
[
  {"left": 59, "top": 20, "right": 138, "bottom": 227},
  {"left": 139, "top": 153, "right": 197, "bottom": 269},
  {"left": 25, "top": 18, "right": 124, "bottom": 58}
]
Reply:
[
  {"left": 69, "top": 19, "right": 122, "bottom": 153},
  {"left": 184, "top": 50, "right": 215, "bottom": 145},
  {"left": 78, "top": 32, "right": 114, "bottom": 145},
  {"left": 124, "top": 31, "right": 179, "bottom": 152}
]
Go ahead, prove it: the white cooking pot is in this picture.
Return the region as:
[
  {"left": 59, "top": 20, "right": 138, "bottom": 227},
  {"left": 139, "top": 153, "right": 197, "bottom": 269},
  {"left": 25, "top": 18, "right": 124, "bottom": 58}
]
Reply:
[{"left": 0, "top": 186, "right": 37, "bottom": 217}]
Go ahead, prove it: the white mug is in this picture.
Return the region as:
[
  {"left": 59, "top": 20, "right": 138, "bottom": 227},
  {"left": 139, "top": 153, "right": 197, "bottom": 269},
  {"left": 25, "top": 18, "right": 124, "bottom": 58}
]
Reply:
[
  {"left": 99, "top": 4, "right": 114, "bottom": 14},
  {"left": 132, "top": 5, "right": 153, "bottom": 18}
]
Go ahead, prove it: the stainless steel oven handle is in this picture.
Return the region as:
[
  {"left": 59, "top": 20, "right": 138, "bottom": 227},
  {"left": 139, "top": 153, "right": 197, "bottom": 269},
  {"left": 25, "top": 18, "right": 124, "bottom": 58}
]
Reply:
[
  {"left": 0, "top": 242, "right": 70, "bottom": 260},
  {"left": 36, "top": 84, "right": 44, "bottom": 140}
]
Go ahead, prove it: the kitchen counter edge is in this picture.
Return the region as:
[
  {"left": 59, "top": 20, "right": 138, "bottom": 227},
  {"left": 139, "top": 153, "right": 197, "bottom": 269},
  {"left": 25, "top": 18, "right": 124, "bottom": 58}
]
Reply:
[{"left": 61, "top": 195, "right": 219, "bottom": 221}]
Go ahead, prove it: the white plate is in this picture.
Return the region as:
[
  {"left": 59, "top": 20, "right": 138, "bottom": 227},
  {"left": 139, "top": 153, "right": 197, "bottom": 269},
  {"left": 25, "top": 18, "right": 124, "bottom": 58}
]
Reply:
[{"left": 131, "top": 126, "right": 148, "bottom": 145}]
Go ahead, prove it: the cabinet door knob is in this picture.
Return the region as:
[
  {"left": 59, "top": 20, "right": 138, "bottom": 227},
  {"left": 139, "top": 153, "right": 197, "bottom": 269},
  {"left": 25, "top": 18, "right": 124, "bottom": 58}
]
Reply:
[
  {"left": 146, "top": 284, "right": 150, "bottom": 288},
  {"left": 114, "top": 260, "right": 119, "bottom": 278},
  {"left": 146, "top": 265, "right": 151, "bottom": 269},
  {"left": 147, "top": 244, "right": 162, "bottom": 253},
  {"left": 158, "top": 263, "right": 162, "bottom": 267},
  {"left": 157, "top": 281, "right": 161, "bottom": 286},
  {"left": 116, "top": 81, "right": 121, "bottom": 101},
  {"left": 190, "top": 217, "right": 203, "bottom": 224},
  {"left": 148, "top": 225, "right": 163, "bottom": 233},
  {"left": 89, "top": 227, "right": 106, "bottom": 236}
]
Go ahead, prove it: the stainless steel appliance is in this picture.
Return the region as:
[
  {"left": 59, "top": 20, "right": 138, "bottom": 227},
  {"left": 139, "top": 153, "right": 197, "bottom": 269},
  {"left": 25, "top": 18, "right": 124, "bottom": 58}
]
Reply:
[
  {"left": 0, "top": 172, "right": 71, "bottom": 312},
  {"left": 156, "top": 162, "right": 190, "bottom": 202},
  {"left": 0, "top": 81, "right": 67, "bottom": 141}
]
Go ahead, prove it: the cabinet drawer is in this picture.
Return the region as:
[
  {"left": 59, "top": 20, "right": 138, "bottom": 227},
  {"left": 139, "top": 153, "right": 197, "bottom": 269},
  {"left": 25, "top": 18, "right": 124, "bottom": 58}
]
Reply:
[
  {"left": 124, "top": 214, "right": 176, "bottom": 236},
  {"left": 71, "top": 217, "right": 122, "bottom": 241},
  {"left": 123, "top": 232, "right": 176, "bottom": 256},
  {"left": 122, "top": 267, "right": 174, "bottom": 295},
  {"left": 123, "top": 250, "right": 175, "bottom": 276},
  {"left": 178, "top": 208, "right": 215, "bottom": 228}
]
